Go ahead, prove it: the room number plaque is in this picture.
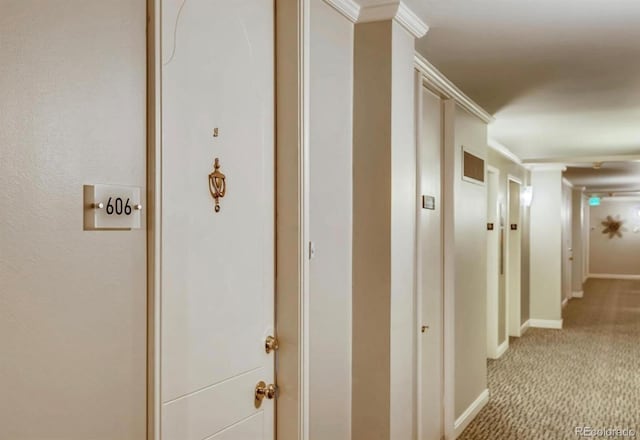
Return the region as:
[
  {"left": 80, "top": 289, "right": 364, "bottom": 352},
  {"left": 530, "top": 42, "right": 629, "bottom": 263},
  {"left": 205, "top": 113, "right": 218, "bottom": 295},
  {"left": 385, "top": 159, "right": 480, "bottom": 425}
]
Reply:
[{"left": 84, "top": 184, "right": 142, "bottom": 230}]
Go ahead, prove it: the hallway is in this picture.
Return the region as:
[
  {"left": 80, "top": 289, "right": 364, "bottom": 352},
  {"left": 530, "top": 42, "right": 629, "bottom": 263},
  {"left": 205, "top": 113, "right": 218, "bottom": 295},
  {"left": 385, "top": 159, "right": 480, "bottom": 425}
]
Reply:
[{"left": 460, "top": 278, "right": 640, "bottom": 440}]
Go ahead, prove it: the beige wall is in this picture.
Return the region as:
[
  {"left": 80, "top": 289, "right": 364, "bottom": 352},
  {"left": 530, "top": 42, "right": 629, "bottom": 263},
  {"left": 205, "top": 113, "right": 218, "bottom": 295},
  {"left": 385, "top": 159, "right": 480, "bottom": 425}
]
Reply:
[
  {"left": 309, "top": 1, "right": 353, "bottom": 438},
  {"left": 486, "top": 151, "right": 530, "bottom": 330},
  {"left": 589, "top": 199, "right": 640, "bottom": 276},
  {"left": 530, "top": 169, "right": 563, "bottom": 322},
  {"left": 0, "top": 1, "right": 147, "bottom": 438},
  {"left": 445, "top": 103, "right": 489, "bottom": 420}
]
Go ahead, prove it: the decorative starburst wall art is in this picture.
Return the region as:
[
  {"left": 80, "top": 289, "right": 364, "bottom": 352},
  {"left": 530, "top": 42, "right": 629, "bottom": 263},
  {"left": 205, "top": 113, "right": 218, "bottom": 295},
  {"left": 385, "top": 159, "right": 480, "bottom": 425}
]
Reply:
[{"left": 601, "top": 215, "right": 624, "bottom": 239}]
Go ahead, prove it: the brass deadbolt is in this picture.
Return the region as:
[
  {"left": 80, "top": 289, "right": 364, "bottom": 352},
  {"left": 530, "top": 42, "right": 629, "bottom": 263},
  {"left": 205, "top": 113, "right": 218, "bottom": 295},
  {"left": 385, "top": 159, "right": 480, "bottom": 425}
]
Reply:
[
  {"left": 255, "top": 381, "right": 278, "bottom": 408},
  {"left": 265, "top": 335, "right": 279, "bottom": 354},
  {"left": 421, "top": 325, "right": 430, "bottom": 333}
]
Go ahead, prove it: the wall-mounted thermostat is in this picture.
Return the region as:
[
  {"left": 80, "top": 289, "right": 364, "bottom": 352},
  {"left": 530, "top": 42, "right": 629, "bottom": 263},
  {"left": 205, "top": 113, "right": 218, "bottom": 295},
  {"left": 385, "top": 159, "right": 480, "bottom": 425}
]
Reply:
[{"left": 84, "top": 184, "right": 142, "bottom": 230}]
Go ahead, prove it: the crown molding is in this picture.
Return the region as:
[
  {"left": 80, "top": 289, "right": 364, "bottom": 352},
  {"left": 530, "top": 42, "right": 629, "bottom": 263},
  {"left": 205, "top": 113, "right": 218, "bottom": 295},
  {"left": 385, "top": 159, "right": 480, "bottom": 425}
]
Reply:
[
  {"left": 487, "top": 139, "right": 523, "bottom": 165},
  {"left": 395, "top": 2, "right": 429, "bottom": 38},
  {"left": 415, "top": 53, "right": 494, "bottom": 124},
  {"left": 358, "top": 1, "right": 429, "bottom": 38},
  {"left": 600, "top": 196, "right": 640, "bottom": 201},
  {"left": 523, "top": 154, "right": 640, "bottom": 165},
  {"left": 527, "top": 164, "right": 567, "bottom": 172},
  {"left": 323, "top": 0, "right": 361, "bottom": 23}
]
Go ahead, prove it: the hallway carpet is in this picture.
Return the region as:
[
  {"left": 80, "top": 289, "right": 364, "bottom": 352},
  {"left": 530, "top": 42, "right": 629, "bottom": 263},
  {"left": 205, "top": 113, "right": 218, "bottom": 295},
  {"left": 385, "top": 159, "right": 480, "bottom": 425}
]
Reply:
[{"left": 458, "top": 278, "right": 640, "bottom": 440}]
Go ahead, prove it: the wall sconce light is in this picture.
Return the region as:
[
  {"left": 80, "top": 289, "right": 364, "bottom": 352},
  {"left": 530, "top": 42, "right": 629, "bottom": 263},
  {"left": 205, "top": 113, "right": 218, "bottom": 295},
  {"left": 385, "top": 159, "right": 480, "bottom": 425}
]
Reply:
[{"left": 521, "top": 186, "right": 533, "bottom": 207}]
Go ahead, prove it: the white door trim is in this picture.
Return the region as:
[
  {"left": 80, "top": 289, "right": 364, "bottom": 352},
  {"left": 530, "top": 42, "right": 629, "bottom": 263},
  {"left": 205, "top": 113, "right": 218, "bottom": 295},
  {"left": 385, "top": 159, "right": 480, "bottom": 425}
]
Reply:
[
  {"left": 146, "top": 1, "right": 161, "bottom": 436},
  {"left": 415, "top": 75, "right": 446, "bottom": 440},
  {"left": 506, "top": 175, "right": 522, "bottom": 339},
  {"left": 147, "top": 1, "right": 311, "bottom": 439},
  {"left": 442, "top": 99, "right": 457, "bottom": 440},
  {"left": 485, "top": 165, "right": 501, "bottom": 359},
  {"left": 274, "top": 1, "right": 311, "bottom": 439}
]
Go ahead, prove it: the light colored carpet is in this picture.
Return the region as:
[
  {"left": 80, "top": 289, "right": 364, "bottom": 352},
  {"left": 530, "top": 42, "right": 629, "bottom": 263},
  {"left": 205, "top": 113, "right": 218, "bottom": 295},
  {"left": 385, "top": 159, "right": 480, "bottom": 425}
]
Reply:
[{"left": 459, "top": 278, "right": 640, "bottom": 440}]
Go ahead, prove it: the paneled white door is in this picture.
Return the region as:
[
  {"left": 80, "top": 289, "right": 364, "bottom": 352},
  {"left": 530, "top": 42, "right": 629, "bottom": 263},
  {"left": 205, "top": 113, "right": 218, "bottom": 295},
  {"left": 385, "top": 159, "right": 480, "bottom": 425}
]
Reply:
[{"left": 160, "top": 1, "right": 274, "bottom": 439}]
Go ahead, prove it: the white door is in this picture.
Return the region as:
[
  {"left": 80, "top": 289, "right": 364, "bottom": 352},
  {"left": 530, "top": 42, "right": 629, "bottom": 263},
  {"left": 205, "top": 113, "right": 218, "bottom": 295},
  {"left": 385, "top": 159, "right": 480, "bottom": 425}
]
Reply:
[
  {"left": 417, "top": 86, "right": 444, "bottom": 440},
  {"left": 160, "top": 1, "right": 275, "bottom": 439}
]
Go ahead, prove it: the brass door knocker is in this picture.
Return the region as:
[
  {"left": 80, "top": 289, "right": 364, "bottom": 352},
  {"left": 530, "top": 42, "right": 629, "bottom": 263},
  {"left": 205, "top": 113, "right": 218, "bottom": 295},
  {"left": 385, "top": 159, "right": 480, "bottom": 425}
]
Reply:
[{"left": 208, "top": 158, "right": 226, "bottom": 212}]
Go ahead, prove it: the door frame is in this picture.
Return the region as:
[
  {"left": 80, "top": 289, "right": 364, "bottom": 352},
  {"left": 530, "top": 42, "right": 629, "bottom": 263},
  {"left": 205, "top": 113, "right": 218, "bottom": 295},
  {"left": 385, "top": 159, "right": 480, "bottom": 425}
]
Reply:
[
  {"left": 414, "top": 74, "right": 446, "bottom": 440},
  {"left": 485, "top": 165, "right": 502, "bottom": 359},
  {"left": 506, "top": 175, "right": 523, "bottom": 338},
  {"left": 145, "top": 1, "right": 311, "bottom": 439}
]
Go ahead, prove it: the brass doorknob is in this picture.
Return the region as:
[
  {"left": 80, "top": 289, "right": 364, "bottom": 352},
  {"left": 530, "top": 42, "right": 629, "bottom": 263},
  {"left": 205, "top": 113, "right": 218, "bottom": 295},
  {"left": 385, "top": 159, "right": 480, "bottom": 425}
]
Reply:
[
  {"left": 255, "top": 381, "right": 278, "bottom": 408},
  {"left": 265, "top": 335, "right": 279, "bottom": 353}
]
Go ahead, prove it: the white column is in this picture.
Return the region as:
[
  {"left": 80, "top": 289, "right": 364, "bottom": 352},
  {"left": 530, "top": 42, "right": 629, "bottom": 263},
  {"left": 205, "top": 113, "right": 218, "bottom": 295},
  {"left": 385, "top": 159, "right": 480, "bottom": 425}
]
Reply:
[
  {"left": 529, "top": 166, "right": 566, "bottom": 328},
  {"left": 352, "top": 4, "right": 427, "bottom": 439}
]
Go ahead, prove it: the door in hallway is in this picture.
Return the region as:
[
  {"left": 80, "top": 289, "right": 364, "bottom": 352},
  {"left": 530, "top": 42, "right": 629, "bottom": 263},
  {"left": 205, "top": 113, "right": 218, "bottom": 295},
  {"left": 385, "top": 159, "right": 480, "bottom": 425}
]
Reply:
[
  {"left": 561, "top": 180, "right": 573, "bottom": 304},
  {"left": 158, "top": 1, "right": 275, "bottom": 439},
  {"left": 417, "top": 86, "right": 444, "bottom": 440},
  {"left": 486, "top": 167, "right": 502, "bottom": 358},
  {"left": 507, "top": 178, "right": 522, "bottom": 337}
]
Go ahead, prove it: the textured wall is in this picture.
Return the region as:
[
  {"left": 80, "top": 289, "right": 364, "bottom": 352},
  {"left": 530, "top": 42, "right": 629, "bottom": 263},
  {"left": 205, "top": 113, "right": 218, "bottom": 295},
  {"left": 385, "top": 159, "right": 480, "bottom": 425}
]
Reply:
[{"left": 0, "top": 1, "right": 147, "bottom": 438}]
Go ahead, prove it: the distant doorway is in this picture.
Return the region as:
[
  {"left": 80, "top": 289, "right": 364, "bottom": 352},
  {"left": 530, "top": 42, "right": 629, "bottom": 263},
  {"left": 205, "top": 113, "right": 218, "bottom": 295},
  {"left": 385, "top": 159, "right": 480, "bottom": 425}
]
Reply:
[
  {"left": 507, "top": 177, "right": 522, "bottom": 337},
  {"left": 486, "top": 166, "right": 504, "bottom": 358},
  {"left": 416, "top": 84, "right": 445, "bottom": 440}
]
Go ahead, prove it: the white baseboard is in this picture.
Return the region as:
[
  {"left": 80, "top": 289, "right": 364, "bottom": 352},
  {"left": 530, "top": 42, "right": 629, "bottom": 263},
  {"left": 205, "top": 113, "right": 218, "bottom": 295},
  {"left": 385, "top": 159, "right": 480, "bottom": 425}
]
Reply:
[
  {"left": 520, "top": 320, "right": 530, "bottom": 335},
  {"left": 496, "top": 340, "right": 508, "bottom": 358},
  {"left": 572, "top": 290, "right": 584, "bottom": 298},
  {"left": 454, "top": 389, "right": 490, "bottom": 438},
  {"left": 562, "top": 297, "right": 569, "bottom": 309},
  {"left": 588, "top": 273, "right": 640, "bottom": 280},
  {"left": 529, "top": 319, "right": 563, "bottom": 329}
]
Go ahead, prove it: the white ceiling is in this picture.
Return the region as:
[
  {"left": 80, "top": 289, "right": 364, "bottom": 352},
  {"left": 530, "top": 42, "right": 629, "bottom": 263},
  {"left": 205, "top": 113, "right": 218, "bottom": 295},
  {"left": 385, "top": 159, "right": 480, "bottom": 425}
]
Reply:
[
  {"left": 563, "top": 161, "right": 640, "bottom": 192},
  {"left": 410, "top": 0, "right": 640, "bottom": 161}
]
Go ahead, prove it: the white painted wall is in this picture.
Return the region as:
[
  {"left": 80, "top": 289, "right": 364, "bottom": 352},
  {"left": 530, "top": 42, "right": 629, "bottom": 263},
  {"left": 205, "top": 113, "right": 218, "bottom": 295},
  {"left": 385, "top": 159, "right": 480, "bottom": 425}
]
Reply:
[
  {"left": 443, "top": 102, "right": 489, "bottom": 423},
  {"left": 309, "top": 1, "right": 353, "bottom": 438},
  {"left": 0, "top": 1, "right": 147, "bottom": 438},
  {"left": 529, "top": 169, "right": 563, "bottom": 323},
  {"left": 589, "top": 199, "right": 640, "bottom": 276}
]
